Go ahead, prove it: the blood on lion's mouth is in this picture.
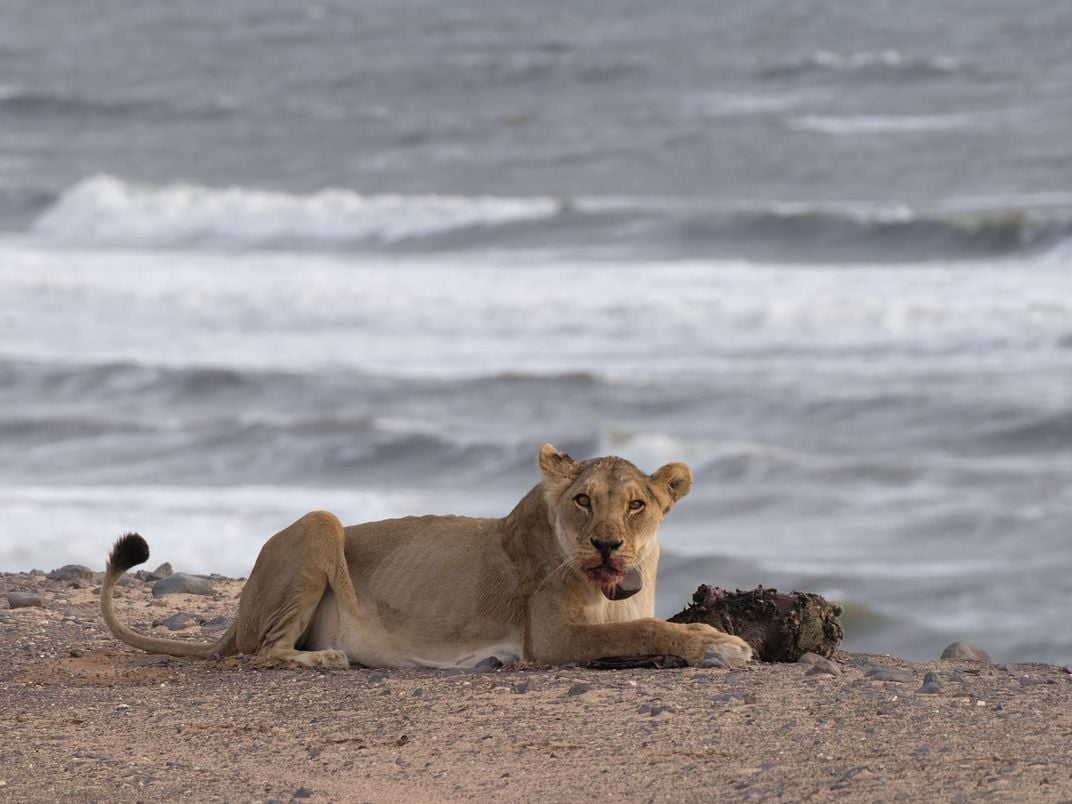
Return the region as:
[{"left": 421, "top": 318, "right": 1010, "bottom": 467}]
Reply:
[{"left": 583, "top": 564, "right": 625, "bottom": 590}]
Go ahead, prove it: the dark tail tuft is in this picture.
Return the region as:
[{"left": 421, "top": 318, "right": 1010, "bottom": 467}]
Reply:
[{"left": 108, "top": 532, "right": 150, "bottom": 573}]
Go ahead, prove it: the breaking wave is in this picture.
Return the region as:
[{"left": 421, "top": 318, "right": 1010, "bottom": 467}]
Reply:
[{"left": 27, "top": 175, "right": 1072, "bottom": 262}]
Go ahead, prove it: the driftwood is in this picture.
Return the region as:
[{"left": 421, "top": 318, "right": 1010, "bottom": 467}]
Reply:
[{"left": 585, "top": 585, "right": 843, "bottom": 669}]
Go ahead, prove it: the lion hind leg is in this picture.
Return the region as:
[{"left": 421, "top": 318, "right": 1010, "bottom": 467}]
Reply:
[{"left": 238, "top": 511, "right": 360, "bottom": 669}]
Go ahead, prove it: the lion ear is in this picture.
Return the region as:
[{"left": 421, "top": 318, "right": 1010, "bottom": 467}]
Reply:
[
  {"left": 538, "top": 443, "right": 578, "bottom": 481},
  {"left": 650, "top": 462, "right": 693, "bottom": 512}
]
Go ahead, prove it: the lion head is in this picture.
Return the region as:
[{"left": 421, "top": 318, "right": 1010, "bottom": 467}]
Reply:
[{"left": 538, "top": 443, "right": 692, "bottom": 600}]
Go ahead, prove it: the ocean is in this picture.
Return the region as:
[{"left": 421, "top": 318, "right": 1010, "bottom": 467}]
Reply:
[{"left": 2, "top": 0, "right": 1071, "bottom": 663}]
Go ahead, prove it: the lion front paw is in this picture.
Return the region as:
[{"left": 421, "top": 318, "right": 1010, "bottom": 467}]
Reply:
[
  {"left": 699, "top": 641, "right": 752, "bottom": 669},
  {"left": 677, "top": 623, "right": 753, "bottom": 668}
]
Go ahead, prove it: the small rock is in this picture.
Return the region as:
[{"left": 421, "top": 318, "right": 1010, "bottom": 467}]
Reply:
[
  {"left": 200, "top": 615, "right": 232, "bottom": 632},
  {"left": 863, "top": 666, "right": 915, "bottom": 683},
  {"left": 149, "top": 562, "right": 173, "bottom": 580},
  {"left": 69, "top": 648, "right": 84, "bottom": 658},
  {"left": 153, "top": 613, "right": 199, "bottom": 631},
  {"left": 47, "top": 564, "right": 94, "bottom": 582},
  {"left": 292, "top": 787, "right": 314, "bottom": 799},
  {"left": 916, "top": 672, "right": 943, "bottom": 694},
  {"left": 472, "top": 656, "right": 504, "bottom": 672},
  {"left": 638, "top": 704, "right": 670, "bottom": 716},
  {"left": 940, "top": 641, "right": 991, "bottom": 662},
  {"left": 152, "top": 573, "right": 215, "bottom": 598},
  {"left": 7, "top": 592, "right": 45, "bottom": 609},
  {"left": 367, "top": 671, "right": 388, "bottom": 685},
  {"left": 566, "top": 683, "right": 591, "bottom": 697},
  {"left": 412, "top": 688, "right": 425, "bottom": 698},
  {"left": 1019, "top": 676, "right": 1048, "bottom": 687},
  {"left": 800, "top": 654, "right": 841, "bottom": 676},
  {"left": 512, "top": 680, "right": 531, "bottom": 694}
]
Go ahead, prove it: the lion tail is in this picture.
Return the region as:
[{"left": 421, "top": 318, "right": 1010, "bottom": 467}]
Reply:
[{"left": 100, "top": 533, "right": 236, "bottom": 659}]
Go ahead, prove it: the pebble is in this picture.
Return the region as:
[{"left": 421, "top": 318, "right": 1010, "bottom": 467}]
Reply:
[
  {"left": 47, "top": 564, "right": 95, "bottom": 582},
  {"left": 152, "top": 573, "right": 215, "bottom": 598},
  {"left": 863, "top": 666, "right": 915, "bottom": 683},
  {"left": 471, "top": 656, "right": 504, "bottom": 672},
  {"left": 367, "top": 671, "right": 388, "bottom": 685},
  {"left": 200, "top": 616, "right": 232, "bottom": 631},
  {"left": 940, "top": 641, "right": 991, "bottom": 662},
  {"left": 7, "top": 592, "right": 45, "bottom": 609},
  {"left": 916, "top": 671, "right": 943, "bottom": 694},
  {"left": 512, "top": 679, "right": 531, "bottom": 694},
  {"left": 566, "top": 683, "right": 591, "bottom": 697},
  {"left": 638, "top": 704, "right": 670, "bottom": 716},
  {"left": 798, "top": 654, "right": 841, "bottom": 676},
  {"left": 292, "top": 787, "right": 314, "bottom": 799},
  {"left": 154, "top": 613, "right": 199, "bottom": 631}
]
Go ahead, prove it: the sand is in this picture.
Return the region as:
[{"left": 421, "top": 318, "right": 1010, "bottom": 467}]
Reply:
[{"left": 2, "top": 569, "right": 1071, "bottom": 803}]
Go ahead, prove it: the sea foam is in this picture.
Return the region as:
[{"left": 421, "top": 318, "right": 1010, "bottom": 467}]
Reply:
[{"left": 32, "top": 175, "right": 561, "bottom": 248}]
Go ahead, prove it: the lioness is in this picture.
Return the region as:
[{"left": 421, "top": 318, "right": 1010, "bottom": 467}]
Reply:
[{"left": 101, "top": 444, "right": 753, "bottom": 669}]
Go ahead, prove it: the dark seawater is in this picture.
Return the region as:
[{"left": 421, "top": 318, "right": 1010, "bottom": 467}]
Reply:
[{"left": 2, "top": 0, "right": 1071, "bottom": 662}]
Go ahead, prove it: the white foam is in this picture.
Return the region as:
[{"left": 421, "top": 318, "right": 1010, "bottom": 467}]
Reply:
[
  {"left": 0, "top": 484, "right": 466, "bottom": 576},
  {"left": 32, "top": 174, "right": 561, "bottom": 248},
  {"left": 789, "top": 112, "right": 988, "bottom": 135}
]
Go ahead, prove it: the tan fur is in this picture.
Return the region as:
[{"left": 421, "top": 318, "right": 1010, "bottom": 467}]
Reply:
[{"left": 101, "top": 445, "right": 753, "bottom": 669}]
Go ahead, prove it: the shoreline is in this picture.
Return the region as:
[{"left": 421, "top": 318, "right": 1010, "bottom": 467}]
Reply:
[{"left": 3, "top": 569, "right": 1071, "bottom": 802}]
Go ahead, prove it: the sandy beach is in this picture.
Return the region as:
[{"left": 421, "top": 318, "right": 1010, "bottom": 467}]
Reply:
[{"left": 2, "top": 568, "right": 1070, "bottom": 803}]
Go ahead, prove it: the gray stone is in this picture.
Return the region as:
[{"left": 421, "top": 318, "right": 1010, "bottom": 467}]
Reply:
[
  {"left": 47, "top": 565, "right": 95, "bottom": 582},
  {"left": 638, "top": 704, "right": 670, "bottom": 716},
  {"left": 940, "top": 641, "right": 992, "bottom": 662},
  {"left": 200, "top": 615, "right": 231, "bottom": 631},
  {"left": 154, "top": 613, "right": 199, "bottom": 631},
  {"left": 367, "top": 671, "right": 388, "bottom": 684},
  {"left": 566, "top": 683, "right": 591, "bottom": 696},
  {"left": 150, "top": 562, "right": 173, "bottom": 579},
  {"left": 152, "top": 573, "right": 215, "bottom": 598},
  {"left": 7, "top": 592, "right": 45, "bottom": 609},
  {"left": 917, "top": 671, "right": 944, "bottom": 694},
  {"left": 864, "top": 666, "right": 915, "bottom": 683},
  {"left": 801, "top": 656, "right": 841, "bottom": 676},
  {"left": 472, "top": 656, "right": 504, "bottom": 672}
]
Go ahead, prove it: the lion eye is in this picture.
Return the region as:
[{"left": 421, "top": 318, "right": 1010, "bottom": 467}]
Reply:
[
  {"left": 574, "top": 493, "right": 592, "bottom": 509},
  {"left": 628, "top": 500, "right": 645, "bottom": 511}
]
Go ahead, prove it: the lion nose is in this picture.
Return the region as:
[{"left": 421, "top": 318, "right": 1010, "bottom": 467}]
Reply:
[{"left": 590, "top": 537, "right": 623, "bottom": 561}]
